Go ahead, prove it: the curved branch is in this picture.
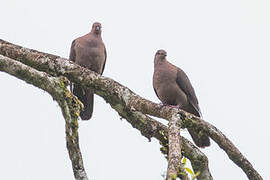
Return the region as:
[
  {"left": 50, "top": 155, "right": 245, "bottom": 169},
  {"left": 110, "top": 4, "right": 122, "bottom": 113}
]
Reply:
[
  {"left": 107, "top": 100, "right": 212, "bottom": 180},
  {"left": 180, "top": 113, "right": 262, "bottom": 180},
  {"left": 0, "top": 55, "right": 88, "bottom": 180},
  {"left": 0, "top": 40, "right": 212, "bottom": 179},
  {"left": 0, "top": 39, "right": 262, "bottom": 180},
  {"left": 0, "top": 39, "right": 213, "bottom": 179}
]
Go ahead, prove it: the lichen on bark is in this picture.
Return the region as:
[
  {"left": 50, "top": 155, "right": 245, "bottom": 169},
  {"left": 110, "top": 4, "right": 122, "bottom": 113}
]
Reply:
[
  {"left": 0, "top": 39, "right": 263, "bottom": 180},
  {"left": 0, "top": 55, "right": 87, "bottom": 180}
]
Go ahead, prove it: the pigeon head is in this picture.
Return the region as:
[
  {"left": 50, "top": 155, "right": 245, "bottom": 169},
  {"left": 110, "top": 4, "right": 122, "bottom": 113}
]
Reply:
[
  {"left": 155, "top": 49, "right": 167, "bottom": 60},
  {"left": 92, "top": 22, "right": 102, "bottom": 35}
]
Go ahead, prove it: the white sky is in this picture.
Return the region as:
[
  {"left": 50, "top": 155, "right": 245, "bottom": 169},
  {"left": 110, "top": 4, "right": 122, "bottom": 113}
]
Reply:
[{"left": 1, "top": 0, "right": 269, "bottom": 179}]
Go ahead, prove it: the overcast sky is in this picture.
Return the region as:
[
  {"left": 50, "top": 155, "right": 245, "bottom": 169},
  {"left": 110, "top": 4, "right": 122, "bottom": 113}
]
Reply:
[{"left": 1, "top": 0, "right": 269, "bottom": 179}]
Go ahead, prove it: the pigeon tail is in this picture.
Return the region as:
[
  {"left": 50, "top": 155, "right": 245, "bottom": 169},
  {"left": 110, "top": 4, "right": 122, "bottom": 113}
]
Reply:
[{"left": 73, "top": 84, "right": 94, "bottom": 120}]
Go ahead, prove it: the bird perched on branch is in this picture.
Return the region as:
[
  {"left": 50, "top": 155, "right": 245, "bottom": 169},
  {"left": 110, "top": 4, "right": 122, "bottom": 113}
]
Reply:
[
  {"left": 69, "top": 22, "right": 106, "bottom": 120},
  {"left": 153, "top": 50, "right": 210, "bottom": 147}
]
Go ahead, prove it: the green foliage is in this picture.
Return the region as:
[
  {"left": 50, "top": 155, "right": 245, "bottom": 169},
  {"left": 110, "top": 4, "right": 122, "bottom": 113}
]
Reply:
[
  {"left": 182, "top": 156, "right": 187, "bottom": 165},
  {"left": 192, "top": 171, "right": 200, "bottom": 180},
  {"left": 181, "top": 157, "right": 200, "bottom": 180},
  {"left": 185, "top": 167, "right": 194, "bottom": 175}
]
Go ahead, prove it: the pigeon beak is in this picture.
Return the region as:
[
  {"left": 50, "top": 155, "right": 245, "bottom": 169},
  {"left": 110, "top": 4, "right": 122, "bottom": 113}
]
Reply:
[{"left": 95, "top": 26, "right": 100, "bottom": 31}]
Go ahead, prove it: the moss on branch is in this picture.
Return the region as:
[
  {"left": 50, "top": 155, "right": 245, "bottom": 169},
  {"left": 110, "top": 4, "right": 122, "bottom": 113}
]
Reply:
[
  {"left": 0, "top": 39, "right": 262, "bottom": 180},
  {"left": 0, "top": 55, "right": 87, "bottom": 180}
]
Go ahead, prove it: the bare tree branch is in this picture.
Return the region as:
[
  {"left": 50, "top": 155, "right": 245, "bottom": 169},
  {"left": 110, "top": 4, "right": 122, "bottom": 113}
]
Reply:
[
  {"left": 0, "top": 40, "right": 212, "bottom": 179},
  {"left": 113, "top": 106, "right": 212, "bottom": 180},
  {"left": 0, "top": 39, "right": 262, "bottom": 180},
  {"left": 0, "top": 55, "right": 88, "bottom": 180},
  {"left": 179, "top": 113, "right": 262, "bottom": 180},
  {"left": 167, "top": 114, "right": 188, "bottom": 180}
]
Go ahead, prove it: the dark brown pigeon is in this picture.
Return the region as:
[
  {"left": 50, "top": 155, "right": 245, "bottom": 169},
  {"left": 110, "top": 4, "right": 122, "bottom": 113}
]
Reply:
[
  {"left": 69, "top": 22, "right": 106, "bottom": 120},
  {"left": 153, "top": 49, "right": 210, "bottom": 147}
]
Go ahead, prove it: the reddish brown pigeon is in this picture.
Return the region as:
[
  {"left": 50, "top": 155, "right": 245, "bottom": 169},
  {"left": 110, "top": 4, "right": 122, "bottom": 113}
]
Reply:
[
  {"left": 153, "top": 49, "right": 210, "bottom": 147},
  {"left": 69, "top": 22, "right": 106, "bottom": 120}
]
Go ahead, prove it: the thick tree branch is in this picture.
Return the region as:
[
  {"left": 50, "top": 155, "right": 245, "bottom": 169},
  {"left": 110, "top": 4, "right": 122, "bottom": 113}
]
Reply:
[
  {"left": 0, "top": 55, "right": 88, "bottom": 180},
  {"left": 114, "top": 106, "right": 212, "bottom": 180},
  {"left": 180, "top": 113, "right": 262, "bottom": 180},
  {"left": 167, "top": 115, "right": 188, "bottom": 180},
  {"left": 0, "top": 39, "right": 262, "bottom": 179},
  {"left": 0, "top": 40, "right": 213, "bottom": 179}
]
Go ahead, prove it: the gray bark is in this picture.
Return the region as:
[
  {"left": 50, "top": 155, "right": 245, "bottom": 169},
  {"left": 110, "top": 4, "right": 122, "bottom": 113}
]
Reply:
[
  {"left": 0, "top": 39, "right": 262, "bottom": 180},
  {"left": 0, "top": 55, "right": 88, "bottom": 180},
  {"left": 167, "top": 113, "right": 188, "bottom": 180}
]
